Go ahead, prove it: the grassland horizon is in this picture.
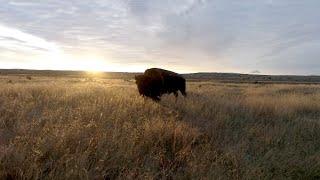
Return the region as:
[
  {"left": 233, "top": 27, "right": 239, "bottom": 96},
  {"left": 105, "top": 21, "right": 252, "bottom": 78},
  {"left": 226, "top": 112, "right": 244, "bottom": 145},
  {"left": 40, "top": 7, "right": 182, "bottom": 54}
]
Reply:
[{"left": 0, "top": 73, "right": 319, "bottom": 179}]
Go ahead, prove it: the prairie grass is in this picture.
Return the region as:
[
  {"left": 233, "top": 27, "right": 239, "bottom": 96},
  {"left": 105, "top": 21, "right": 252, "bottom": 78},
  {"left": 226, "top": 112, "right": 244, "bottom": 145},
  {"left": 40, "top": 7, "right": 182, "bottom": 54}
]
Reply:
[{"left": 0, "top": 77, "right": 319, "bottom": 179}]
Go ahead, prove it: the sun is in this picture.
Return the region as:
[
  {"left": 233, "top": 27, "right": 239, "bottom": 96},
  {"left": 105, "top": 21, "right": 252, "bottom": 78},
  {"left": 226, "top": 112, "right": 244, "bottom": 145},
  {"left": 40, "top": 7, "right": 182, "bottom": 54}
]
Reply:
[
  {"left": 73, "top": 58, "right": 108, "bottom": 73},
  {"left": 86, "top": 61, "right": 106, "bottom": 72}
]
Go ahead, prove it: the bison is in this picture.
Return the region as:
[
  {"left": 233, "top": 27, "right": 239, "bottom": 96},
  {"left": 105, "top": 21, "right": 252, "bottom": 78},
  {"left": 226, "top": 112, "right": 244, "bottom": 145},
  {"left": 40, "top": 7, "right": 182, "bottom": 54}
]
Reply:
[{"left": 135, "top": 68, "right": 187, "bottom": 101}]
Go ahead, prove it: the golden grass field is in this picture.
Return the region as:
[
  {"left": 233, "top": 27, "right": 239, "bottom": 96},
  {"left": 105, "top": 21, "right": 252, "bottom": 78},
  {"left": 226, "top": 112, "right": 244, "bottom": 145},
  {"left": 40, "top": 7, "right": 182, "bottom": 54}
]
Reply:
[{"left": 0, "top": 75, "right": 320, "bottom": 179}]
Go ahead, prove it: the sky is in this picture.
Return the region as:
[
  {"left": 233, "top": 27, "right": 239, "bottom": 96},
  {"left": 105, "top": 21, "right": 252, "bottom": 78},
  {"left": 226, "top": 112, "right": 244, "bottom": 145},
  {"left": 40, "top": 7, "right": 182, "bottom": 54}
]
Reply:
[{"left": 0, "top": 0, "right": 319, "bottom": 74}]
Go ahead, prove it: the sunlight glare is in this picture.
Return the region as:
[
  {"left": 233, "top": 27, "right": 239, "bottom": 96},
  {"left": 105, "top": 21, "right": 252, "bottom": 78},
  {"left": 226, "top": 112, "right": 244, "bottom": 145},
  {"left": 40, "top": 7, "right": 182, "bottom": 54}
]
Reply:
[{"left": 78, "top": 59, "right": 107, "bottom": 73}]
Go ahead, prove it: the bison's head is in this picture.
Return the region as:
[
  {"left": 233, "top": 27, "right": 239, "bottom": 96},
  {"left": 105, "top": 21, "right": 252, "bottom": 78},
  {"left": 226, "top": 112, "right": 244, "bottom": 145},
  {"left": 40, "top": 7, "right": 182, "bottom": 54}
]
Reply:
[
  {"left": 135, "top": 75, "right": 147, "bottom": 95},
  {"left": 135, "top": 74, "right": 163, "bottom": 101},
  {"left": 135, "top": 75, "right": 144, "bottom": 82}
]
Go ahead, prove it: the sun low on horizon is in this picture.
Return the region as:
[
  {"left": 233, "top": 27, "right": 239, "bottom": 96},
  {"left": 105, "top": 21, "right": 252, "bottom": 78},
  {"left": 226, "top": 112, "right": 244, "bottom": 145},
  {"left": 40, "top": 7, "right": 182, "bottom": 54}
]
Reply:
[{"left": 53, "top": 55, "right": 151, "bottom": 73}]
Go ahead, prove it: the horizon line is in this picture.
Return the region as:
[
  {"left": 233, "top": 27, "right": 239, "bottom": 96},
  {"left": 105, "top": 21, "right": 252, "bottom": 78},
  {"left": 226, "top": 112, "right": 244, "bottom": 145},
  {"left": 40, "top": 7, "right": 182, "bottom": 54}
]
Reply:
[{"left": 0, "top": 68, "right": 319, "bottom": 77}]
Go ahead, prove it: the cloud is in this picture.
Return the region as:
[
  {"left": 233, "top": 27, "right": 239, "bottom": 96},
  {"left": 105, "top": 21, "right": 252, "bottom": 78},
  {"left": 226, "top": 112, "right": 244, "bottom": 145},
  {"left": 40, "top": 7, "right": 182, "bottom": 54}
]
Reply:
[
  {"left": 0, "top": 24, "right": 60, "bottom": 53},
  {"left": 0, "top": 0, "right": 319, "bottom": 74}
]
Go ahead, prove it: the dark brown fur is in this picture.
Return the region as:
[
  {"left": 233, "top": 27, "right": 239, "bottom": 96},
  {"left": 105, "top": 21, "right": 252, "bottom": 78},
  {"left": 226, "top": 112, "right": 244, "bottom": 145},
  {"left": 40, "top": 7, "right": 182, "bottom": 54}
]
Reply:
[{"left": 135, "top": 68, "right": 187, "bottom": 101}]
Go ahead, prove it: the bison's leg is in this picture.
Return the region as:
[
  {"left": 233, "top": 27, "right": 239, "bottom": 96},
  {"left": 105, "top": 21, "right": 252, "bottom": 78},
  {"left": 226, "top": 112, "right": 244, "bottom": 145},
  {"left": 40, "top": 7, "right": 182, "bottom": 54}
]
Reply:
[
  {"left": 150, "top": 90, "right": 161, "bottom": 102},
  {"left": 151, "top": 96, "right": 161, "bottom": 102},
  {"left": 173, "top": 91, "right": 179, "bottom": 102},
  {"left": 179, "top": 89, "right": 187, "bottom": 97}
]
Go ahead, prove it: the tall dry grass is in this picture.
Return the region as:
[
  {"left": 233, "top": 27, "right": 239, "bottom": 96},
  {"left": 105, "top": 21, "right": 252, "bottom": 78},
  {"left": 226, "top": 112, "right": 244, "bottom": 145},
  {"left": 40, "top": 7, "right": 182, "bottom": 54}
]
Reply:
[{"left": 0, "top": 77, "right": 320, "bottom": 179}]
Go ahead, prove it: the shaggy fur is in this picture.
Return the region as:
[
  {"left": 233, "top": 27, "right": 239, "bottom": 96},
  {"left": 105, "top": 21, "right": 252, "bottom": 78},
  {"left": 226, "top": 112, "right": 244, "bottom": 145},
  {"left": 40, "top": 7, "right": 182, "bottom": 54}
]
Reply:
[{"left": 135, "top": 68, "right": 187, "bottom": 101}]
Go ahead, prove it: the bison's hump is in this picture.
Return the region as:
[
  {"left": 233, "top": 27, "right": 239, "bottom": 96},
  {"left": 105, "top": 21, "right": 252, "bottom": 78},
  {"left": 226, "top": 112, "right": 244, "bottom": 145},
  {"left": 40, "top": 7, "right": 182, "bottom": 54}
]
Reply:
[{"left": 144, "top": 68, "right": 180, "bottom": 78}]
